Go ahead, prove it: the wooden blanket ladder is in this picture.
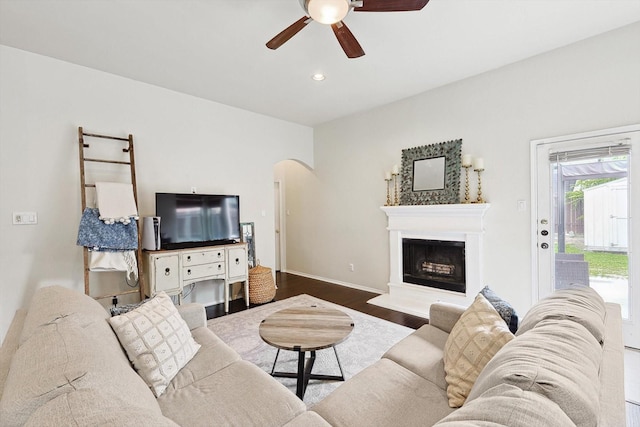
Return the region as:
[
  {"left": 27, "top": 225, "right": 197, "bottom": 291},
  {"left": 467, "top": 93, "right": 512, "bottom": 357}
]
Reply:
[{"left": 78, "top": 126, "right": 145, "bottom": 303}]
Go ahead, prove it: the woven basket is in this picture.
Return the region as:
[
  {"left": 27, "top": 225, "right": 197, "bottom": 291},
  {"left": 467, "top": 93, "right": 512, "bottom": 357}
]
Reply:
[{"left": 248, "top": 264, "right": 276, "bottom": 304}]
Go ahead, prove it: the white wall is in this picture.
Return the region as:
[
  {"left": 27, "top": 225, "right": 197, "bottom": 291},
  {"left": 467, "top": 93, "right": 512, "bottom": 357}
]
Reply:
[
  {"left": 0, "top": 46, "right": 313, "bottom": 340},
  {"left": 283, "top": 22, "right": 640, "bottom": 316}
]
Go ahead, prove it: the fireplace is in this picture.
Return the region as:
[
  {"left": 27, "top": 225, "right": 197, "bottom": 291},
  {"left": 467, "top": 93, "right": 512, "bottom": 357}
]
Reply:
[
  {"left": 369, "top": 204, "right": 490, "bottom": 318},
  {"left": 402, "top": 239, "right": 465, "bottom": 293}
]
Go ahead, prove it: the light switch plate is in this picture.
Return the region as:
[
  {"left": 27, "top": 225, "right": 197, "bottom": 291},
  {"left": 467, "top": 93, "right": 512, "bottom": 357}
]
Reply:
[{"left": 13, "top": 212, "right": 37, "bottom": 225}]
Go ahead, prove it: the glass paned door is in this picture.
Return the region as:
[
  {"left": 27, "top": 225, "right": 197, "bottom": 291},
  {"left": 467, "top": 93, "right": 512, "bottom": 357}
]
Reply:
[
  {"left": 551, "top": 155, "right": 629, "bottom": 318},
  {"left": 533, "top": 126, "right": 640, "bottom": 349}
]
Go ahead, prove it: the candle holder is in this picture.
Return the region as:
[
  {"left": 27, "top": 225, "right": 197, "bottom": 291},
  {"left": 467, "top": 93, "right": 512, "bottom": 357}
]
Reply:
[
  {"left": 462, "top": 165, "right": 472, "bottom": 203},
  {"left": 384, "top": 178, "right": 392, "bottom": 206},
  {"left": 474, "top": 168, "right": 485, "bottom": 203},
  {"left": 392, "top": 172, "right": 400, "bottom": 206}
]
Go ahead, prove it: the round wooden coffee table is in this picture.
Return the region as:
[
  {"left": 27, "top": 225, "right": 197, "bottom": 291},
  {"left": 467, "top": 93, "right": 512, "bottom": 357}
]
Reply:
[{"left": 259, "top": 305, "right": 354, "bottom": 399}]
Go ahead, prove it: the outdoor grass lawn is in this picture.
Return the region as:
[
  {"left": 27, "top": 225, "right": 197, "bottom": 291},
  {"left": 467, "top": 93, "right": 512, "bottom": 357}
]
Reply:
[{"left": 563, "top": 243, "right": 628, "bottom": 278}]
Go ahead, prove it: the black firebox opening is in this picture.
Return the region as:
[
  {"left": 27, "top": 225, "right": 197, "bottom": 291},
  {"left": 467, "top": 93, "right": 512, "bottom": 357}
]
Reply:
[{"left": 402, "top": 238, "right": 466, "bottom": 293}]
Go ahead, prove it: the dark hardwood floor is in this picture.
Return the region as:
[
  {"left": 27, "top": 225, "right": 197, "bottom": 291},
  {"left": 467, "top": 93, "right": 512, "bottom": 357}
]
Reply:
[{"left": 206, "top": 271, "right": 429, "bottom": 329}]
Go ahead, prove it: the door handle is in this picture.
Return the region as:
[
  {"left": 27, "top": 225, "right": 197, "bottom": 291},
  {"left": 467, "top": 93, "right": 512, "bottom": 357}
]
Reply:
[{"left": 541, "top": 243, "right": 549, "bottom": 249}]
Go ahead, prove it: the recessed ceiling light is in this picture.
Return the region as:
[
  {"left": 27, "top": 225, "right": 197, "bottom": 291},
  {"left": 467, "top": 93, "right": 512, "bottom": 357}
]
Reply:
[{"left": 311, "top": 73, "right": 326, "bottom": 81}]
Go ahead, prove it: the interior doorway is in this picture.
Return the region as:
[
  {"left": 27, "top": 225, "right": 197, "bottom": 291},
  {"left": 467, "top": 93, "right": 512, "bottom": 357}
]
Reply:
[
  {"left": 532, "top": 125, "right": 640, "bottom": 349},
  {"left": 274, "top": 180, "right": 282, "bottom": 272}
]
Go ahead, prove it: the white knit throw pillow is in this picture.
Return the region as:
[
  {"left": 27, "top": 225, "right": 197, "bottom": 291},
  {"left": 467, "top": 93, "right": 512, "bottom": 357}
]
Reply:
[{"left": 109, "top": 292, "right": 200, "bottom": 397}]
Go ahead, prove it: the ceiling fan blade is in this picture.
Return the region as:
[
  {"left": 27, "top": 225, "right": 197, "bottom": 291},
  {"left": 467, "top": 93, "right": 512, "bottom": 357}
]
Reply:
[
  {"left": 353, "top": 0, "right": 429, "bottom": 12},
  {"left": 266, "top": 16, "right": 311, "bottom": 50},
  {"left": 331, "top": 21, "right": 365, "bottom": 58}
]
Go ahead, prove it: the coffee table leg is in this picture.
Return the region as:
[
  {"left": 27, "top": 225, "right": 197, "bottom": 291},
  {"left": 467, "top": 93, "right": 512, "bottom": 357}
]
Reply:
[
  {"left": 333, "top": 346, "right": 346, "bottom": 380},
  {"left": 295, "top": 349, "right": 317, "bottom": 399},
  {"left": 296, "top": 350, "right": 305, "bottom": 399},
  {"left": 270, "top": 349, "right": 281, "bottom": 375},
  {"left": 272, "top": 348, "right": 342, "bottom": 400}
]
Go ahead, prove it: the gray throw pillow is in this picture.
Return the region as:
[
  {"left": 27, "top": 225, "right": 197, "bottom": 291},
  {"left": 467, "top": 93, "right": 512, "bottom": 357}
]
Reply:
[{"left": 480, "top": 286, "right": 519, "bottom": 333}]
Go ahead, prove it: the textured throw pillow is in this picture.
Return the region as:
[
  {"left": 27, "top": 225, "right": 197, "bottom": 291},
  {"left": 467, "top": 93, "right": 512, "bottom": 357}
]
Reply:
[
  {"left": 443, "top": 294, "right": 514, "bottom": 408},
  {"left": 480, "top": 286, "right": 519, "bottom": 333},
  {"left": 108, "top": 292, "right": 201, "bottom": 397}
]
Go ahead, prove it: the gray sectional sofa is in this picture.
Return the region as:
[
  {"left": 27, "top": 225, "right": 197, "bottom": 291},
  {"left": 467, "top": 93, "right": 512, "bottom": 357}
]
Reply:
[
  {"left": 0, "top": 284, "right": 626, "bottom": 426},
  {"left": 312, "top": 286, "right": 626, "bottom": 426}
]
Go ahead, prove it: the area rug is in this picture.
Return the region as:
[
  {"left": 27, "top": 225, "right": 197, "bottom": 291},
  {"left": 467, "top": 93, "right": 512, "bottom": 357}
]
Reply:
[{"left": 207, "top": 294, "right": 414, "bottom": 407}]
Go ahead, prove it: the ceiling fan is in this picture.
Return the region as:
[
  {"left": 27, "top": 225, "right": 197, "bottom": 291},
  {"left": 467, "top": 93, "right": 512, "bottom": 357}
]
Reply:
[{"left": 266, "top": 0, "right": 430, "bottom": 58}]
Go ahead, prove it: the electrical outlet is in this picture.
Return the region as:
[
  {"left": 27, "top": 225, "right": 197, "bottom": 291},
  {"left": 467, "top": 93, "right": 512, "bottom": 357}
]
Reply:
[{"left": 349, "top": 263, "right": 354, "bottom": 272}]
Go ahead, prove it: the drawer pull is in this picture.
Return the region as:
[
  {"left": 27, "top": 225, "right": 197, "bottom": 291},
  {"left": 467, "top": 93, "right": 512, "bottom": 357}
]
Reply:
[
  {"left": 218, "top": 265, "right": 222, "bottom": 270},
  {"left": 235, "top": 258, "right": 240, "bottom": 265},
  {"left": 165, "top": 268, "right": 171, "bottom": 276},
  {"left": 187, "top": 269, "right": 192, "bottom": 275},
  {"left": 187, "top": 256, "right": 191, "bottom": 262}
]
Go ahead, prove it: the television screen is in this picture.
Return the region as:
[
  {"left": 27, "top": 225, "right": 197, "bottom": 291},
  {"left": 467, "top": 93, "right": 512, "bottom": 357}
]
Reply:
[{"left": 156, "top": 193, "right": 240, "bottom": 250}]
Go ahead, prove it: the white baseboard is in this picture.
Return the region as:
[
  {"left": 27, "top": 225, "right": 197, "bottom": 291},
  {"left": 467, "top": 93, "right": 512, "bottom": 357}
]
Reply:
[
  {"left": 282, "top": 269, "right": 384, "bottom": 295},
  {"left": 367, "top": 293, "right": 430, "bottom": 319}
]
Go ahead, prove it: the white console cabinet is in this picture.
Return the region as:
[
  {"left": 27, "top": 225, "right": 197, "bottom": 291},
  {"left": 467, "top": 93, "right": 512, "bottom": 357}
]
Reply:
[{"left": 144, "top": 243, "right": 248, "bottom": 312}]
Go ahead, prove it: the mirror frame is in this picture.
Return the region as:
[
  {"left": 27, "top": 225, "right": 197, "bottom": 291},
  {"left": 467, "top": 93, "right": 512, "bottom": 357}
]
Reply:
[{"left": 400, "top": 139, "right": 462, "bottom": 205}]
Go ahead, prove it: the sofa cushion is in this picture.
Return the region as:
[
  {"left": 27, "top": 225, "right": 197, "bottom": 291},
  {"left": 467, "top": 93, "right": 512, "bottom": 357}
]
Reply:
[
  {"left": 516, "top": 285, "right": 606, "bottom": 344},
  {"left": 429, "top": 302, "right": 466, "bottom": 334},
  {"left": 0, "top": 308, "right": 27, "bottom": 402},
  {"left": 444, "top": 294, "right": 514, "bottom": 408},
  {"left": 158, "top": 360, "right": 306, "bottom": 426},
  {"left": 19, "top": 285, "right": 112, "bottom": 345},
  {"left": 480, "top": 286, "right": 519, "bottom": 333},
  {"left": 283, "top": 411, "right": 332, "bottom": 427},
  {"left": 0, "top": 301, "right": 162, "bottom": 425},
  {"left": 176, "top": 303, "right": 207, "bottom": 330},
  {"left": 598, "top": 303, "right": 626, "bottom": 427},
  {"left": 382, "top": 323, "right": 449, "bottom": 390},
  {"left": 24, "top": 389, "right": 179, "bottom": 427},
  {"left": 434, "top": 383, "right": 575, "bottom": 426},
  {"left": 467, "top": 318, "right": 602, "bottom": 427},
  {"left": 163, "top": 326, "right": 241, "bottom": 392},
  {"left": 108, "top": 292, "right": 201, "bottom": 397},
  {"left": 312, "top": 358, "right": 455, "bottom": 427}
]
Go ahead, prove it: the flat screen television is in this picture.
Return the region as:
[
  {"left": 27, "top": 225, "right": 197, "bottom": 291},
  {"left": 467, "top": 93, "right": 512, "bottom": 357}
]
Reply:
[{"left": 155, "top": 193, "right": 240, "bottom": 250}]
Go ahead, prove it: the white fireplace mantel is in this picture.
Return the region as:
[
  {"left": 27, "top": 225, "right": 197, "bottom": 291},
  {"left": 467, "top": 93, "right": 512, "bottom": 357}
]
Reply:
[{"left": 369, "top": 203, "right": 490, "bottom": 318}]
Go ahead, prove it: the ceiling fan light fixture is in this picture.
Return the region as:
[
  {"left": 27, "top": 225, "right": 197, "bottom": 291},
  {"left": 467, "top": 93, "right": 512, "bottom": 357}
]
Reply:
[{"left": 307, "top": 0, "right": 350, "bottom": 25}]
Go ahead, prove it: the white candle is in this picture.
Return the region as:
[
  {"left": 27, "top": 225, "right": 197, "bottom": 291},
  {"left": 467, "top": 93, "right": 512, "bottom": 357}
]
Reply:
[
  {"left": 392, "top": 164, "right": 399, "bottom": 174},
  {"left": 462, "top": 154, "right": 472, "bottom": 167},
  {"left": 474, "top": 157, "right": 484, "bottom": 170},
  {"left": 385, "top": 171, "right": 391, "bottom": 180}
]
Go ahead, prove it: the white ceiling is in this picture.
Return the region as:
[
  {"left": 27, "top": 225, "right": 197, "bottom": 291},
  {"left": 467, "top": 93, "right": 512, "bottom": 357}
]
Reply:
[{"left": 1, "top": 0, "right": 639, "bottom": 126}]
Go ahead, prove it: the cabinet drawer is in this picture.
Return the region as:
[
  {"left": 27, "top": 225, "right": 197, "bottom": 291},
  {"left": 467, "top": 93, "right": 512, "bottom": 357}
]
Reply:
[
  {"left": 153, "top": 255, "right": 181, "bottom": 294},
  {"left": 183, "top": 262, "right": 224, "bottom": 281},
  {"left": 182, "top": 250, "right": 224, "bottom": 266}
]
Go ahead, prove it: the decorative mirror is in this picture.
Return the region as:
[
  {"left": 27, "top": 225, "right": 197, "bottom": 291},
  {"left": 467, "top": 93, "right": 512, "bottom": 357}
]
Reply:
[
  {"left": 240, "top": 222, "right": 256, "bottom": 268},
  {"left": 400, "top": 139, "right": 462, "bottom": 205}
]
